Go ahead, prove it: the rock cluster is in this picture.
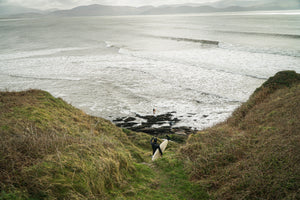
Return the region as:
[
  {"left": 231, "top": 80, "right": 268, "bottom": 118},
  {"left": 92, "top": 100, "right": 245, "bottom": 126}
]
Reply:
[{"left": 113, "top": 112, "right": 197, "bottom": 136}]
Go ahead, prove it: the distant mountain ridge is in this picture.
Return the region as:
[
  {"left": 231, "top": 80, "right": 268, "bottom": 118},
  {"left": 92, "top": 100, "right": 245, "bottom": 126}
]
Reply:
[
  {"left": 50, "top": 4, "right": 139, "bottom": 16},
  {"left": 49, "top": 3, "right": 300, "bottom": 17},
  {"left": 1, "top": 2, "right": 300, "bottom": 17},
  {"left": 0, "top": 5, "right": 42, "bottom": 16}
]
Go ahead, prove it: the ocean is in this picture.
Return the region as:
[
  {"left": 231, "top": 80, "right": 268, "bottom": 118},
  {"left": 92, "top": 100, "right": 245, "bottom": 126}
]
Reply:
[{"left": 0, "top": 10, "right": 300, "bottom": 130}]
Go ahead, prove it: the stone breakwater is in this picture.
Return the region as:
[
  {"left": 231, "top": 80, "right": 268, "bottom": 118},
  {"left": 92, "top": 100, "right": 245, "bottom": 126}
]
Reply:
[{"left": 113, "top": 112, "right": 197, "bottom": 136}]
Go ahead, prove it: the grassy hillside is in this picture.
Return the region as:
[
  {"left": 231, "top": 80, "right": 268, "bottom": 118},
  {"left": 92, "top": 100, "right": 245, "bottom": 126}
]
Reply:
[
  {"left": 0, "top": 90, "right": 208, "bottom": 199},
  {"left": 1, "top": 70, "right": 299, "bottom": 199},
  {"left": 180, "top": 71, "right": 300, "bottom": 199},
  {"left": 0, "top": 90, "right": 137, "bottom": 199}
]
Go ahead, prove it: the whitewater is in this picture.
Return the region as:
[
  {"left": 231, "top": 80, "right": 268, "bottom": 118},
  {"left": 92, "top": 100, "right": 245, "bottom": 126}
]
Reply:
[{"left": 0, "top": 10, "right": 300, "bottom": 130}]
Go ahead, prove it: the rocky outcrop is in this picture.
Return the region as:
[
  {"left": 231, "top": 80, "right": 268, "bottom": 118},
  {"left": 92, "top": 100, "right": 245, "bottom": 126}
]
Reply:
[{"left": 113, "top": 112, "right": 196, "bottom": 136}]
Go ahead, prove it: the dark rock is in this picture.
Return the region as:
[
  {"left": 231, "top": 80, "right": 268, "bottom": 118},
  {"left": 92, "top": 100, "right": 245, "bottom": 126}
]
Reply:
[
  {"left": 124, "top": 117, "right": 136, "bottom": 122},
  {"left": 172, "top": 126, "right": 196, "bottom": 135},
  {"left": 134, "top": 126, "right": 172, "bottom": 135},
  {"left": 173, "top": 118, "right": 180, "bottom": 122},
  {"left": 113, "top": 112, "right": 197, "bottom": 136},
  {"left": 135, "top": 113, "right": 144, "bottom": 118},
  {"left": 113, "top": 117, "right": 126, "bottom": 122},
  {"left": 116, "top": 122, "right": 138, "bottom": 128},
  {"left": 202, "top": 115, "right": 209, "bottom": 118}
]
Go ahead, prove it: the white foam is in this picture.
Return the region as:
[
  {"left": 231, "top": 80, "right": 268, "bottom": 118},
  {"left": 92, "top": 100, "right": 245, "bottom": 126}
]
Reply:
[
  {"left": 0, "top": 51, "right": 246, "bottom": 129},
  {"left": 1, "top": 43, "right": 299, "bottom": 130},
  {"left": 120, "top": 47, "right": 300, "bottom": 80},
  {"left": 1, "top": 14, "right": 300, "bottom": 130},
  {"left": 105, "top": 41, "right": 113, "bottom": 48}
]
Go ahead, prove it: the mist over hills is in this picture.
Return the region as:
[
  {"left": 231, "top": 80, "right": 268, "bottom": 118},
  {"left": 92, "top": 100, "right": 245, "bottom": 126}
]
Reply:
[
  {"left": 208, "top": 0, "right": 300, "bottom": 8},
  {"left": 0, "top": 0, "right": 299, "bottom": 18},
  {"left": 0, "top": 5, "right": 42, "bottom": 16},
  {"left": 50, "top": 4, "right": 144, "bottom": 16},
  {"left": 50, "top": 4, "right": 218, "bottom": 16},
  {"left": 49, "top": 2, "right": 300, "bottom": 17}
]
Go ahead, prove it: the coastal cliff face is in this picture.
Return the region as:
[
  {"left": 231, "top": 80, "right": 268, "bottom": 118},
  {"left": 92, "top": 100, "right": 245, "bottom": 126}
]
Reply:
[
  {"left": 181, "top": 71, "right": 300, "bottom": 199},
  {"left": 0, "top": 71, "right": 299, "bottom": 199}
]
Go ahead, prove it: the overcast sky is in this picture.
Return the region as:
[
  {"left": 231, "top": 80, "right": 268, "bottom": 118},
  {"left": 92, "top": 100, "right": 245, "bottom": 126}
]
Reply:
[{"left": 0, "top": 0, "right": 297, "bottom": 10}]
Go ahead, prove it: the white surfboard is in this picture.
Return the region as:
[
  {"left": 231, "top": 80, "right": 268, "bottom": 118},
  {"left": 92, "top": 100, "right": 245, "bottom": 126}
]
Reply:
[{"left": 152, "top": 139, "right": 168, "bottom": 161}]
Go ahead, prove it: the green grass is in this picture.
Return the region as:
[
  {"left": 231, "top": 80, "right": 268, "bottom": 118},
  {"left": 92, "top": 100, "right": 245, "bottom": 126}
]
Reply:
[
  {"left": 0, "top": 90, "right": 134, "bottom": 199},
  {"left": 180, "top": 71, "right": 300, "bottom": 200},
  {"left": 2, "top": 70, "right": 298, "bottom": 199},
  {"left": 111, "top": 146, "right": 209, "bottom": 200},
  {"left": 0, "top": 89, "right": 209, "bottom": 200},
  {"left": 153, "top": 153, "right": 209, "bottom": 200}
]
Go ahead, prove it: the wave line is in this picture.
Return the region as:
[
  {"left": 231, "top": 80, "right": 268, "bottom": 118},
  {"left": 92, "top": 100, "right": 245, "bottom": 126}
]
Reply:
[
  {"left": 218, "top": 30, "right": 300, "bottom": 39},
  {"left": 143, "top": 34, "right": 219, "bottom": 45}
]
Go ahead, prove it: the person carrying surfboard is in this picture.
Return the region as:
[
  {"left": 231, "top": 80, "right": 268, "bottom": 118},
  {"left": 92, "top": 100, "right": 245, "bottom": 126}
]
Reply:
[{"left": 150, "top": 137, "right": 163, "bottom": 156}]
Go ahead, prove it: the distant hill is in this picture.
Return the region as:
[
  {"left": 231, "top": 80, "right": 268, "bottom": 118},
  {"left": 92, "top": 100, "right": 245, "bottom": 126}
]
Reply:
[
  {"left": 0, "top": 5, "right": 42, "bottom": 16},
  {"left": 208, "top": 0, "right": 300, "bottom": 9},
  {"left": 49, "top": 3, "right": 300, "bottom": 17},
  {"left": 50, "top": 4, "right": 140, "bottom": 16},
  {"left": 141, "top": 5, "right": 218, "bottom": 15},
  {"left": 251, "top": 2, "right": 300, "bottom": 11},
  {"left": 1, "top": 2, "right": 300, "bottom": 18}
]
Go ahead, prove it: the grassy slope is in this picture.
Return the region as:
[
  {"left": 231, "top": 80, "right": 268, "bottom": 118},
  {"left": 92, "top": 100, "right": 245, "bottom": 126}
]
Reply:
[
  {"left": 0, "top": 90, "right": 208, "bottom": 199},
  {"left": 180, "top": 71, "right": 300, "bottom": 199},
  {"left": 1, "top": 70, "right": 298, "bottom": 200}
]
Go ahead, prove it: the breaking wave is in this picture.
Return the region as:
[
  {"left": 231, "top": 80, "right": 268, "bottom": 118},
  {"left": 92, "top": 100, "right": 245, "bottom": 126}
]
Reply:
[
  {"left": 144, "top": 34, "right": 219, "bottom": 45},
  {"left": 159, "top": 36, "right": 219, "bottom": 45},
  {"left": 218, "top": 30, "right": 300, "bottom": 39},
  {"left": 3, "top": 73, "right": 82, "bottom": 81}
]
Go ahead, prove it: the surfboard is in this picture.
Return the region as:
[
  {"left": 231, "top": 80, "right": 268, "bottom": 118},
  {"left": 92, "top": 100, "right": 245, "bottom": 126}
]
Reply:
[{"left": 152, "top": 139, "right": 168, "bottom": 161}]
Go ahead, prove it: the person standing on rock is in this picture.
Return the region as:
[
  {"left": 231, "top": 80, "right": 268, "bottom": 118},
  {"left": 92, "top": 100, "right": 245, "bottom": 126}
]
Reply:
[
  {"left": 150, "top": 137, "right": 162, "bottom": 156},
  {"left": 153, "top": 108, "right": 156, "bottom": 115}
]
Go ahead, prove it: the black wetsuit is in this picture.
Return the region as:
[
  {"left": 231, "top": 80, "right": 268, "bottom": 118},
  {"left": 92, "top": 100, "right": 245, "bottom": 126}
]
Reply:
[{"left": 150, "top": 137, "right": 163, "bottom": 156}]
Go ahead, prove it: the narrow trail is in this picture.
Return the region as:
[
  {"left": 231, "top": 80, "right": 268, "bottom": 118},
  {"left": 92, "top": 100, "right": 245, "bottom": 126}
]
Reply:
[{"left": 116, "top": 142, "right": 209, "bottom": 200}]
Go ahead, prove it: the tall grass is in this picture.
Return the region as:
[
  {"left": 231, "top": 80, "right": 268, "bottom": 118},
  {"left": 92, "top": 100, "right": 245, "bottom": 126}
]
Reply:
[
  {"left": 1, "top": 89, "right": 206, "bottom": 200},
  {"left": 0, "top": 90, "right": 137, "bottom": 199},
  {"left": 180, "top": 71, "right": 300, "bottom": 199},
  {"left": 2, "top": 71, "right": 298, "bottom": 199}
]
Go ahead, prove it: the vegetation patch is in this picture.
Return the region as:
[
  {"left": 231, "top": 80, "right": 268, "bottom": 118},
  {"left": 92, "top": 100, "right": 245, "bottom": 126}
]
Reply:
[
  {"left": 0, "top": 90, "right": 136, "bottom": 199},
  {"left": 1, "top": 70, "right": 298, "bottom": 199},
  {"left": 181, "top": 71, "right": 300, "bottom": 199},
  {"left": 0, "top": 89, "right": 209, "bottom": 199}
]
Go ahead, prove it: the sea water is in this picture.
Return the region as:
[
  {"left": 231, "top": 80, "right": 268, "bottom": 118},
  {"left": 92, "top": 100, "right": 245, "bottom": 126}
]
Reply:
[{"left": 0, "top": 10, "right": 300, "bottom": 130}]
